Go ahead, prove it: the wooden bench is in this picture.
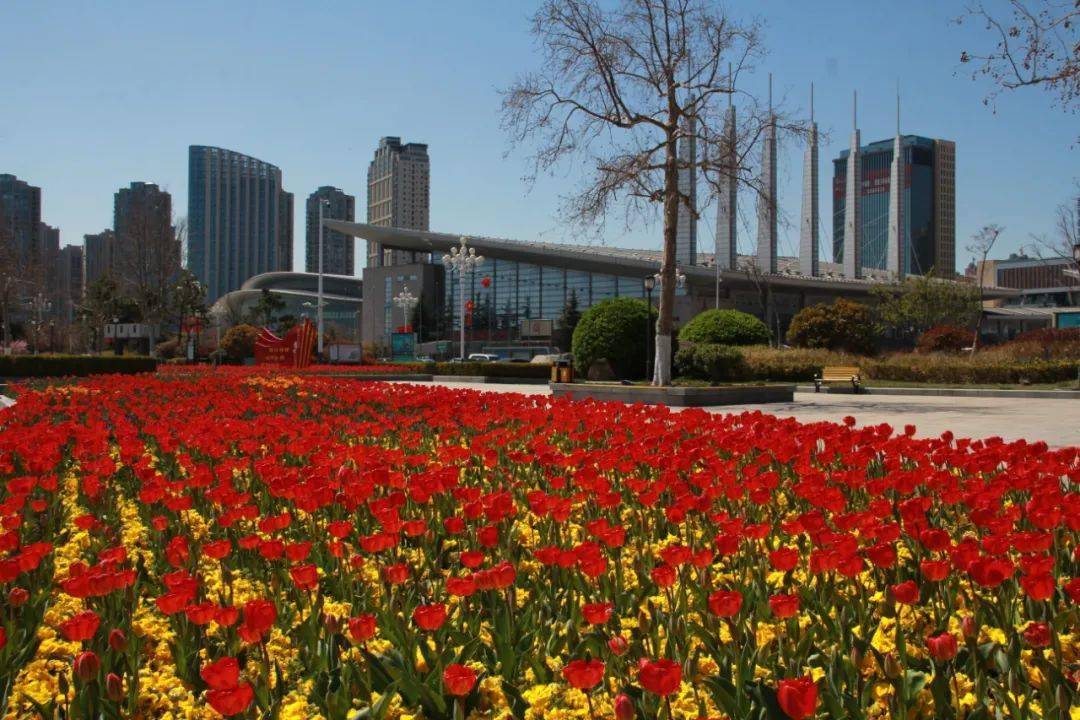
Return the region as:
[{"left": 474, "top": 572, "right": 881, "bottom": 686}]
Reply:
[{"left": 814, "top": 366, "right": 862, "bottom": 393}]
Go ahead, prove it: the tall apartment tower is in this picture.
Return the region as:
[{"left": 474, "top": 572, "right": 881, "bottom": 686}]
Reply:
[
  {"left": 114, "top": 181, "right": 174, "bottom": 283},
  {"left": 715, "top": 103, "right": 738, "bottom": 272},
  {"left": 756, "top": 75, "right": 778, "bottom": 274},
  {"left": 306, "top": 186, "right": 356, "bottom": 276},
  {"left": 278, "top": 191, "right": 294, "bottom": 273},
  {"left": 932, "top": 140, "right": 956, "bottom": 277},
  {"left": 675, "top": 117, "right": 697, "bottom": 266},
  {"left": 83, "top": 230, "right": 116, "bottom": 286},
  {"left": 39, "top": 223, "right": 60, "bottom": 293},
  {"left": 0, "top": 173, "right": 42, "bottom": 266},
  {"left": 798, "top": 84, "right": 819, "bottom": 277},
  {"left": 366, "top": 137, "right": 430, "bottom": 267},
  {"left": 187, "top": 146, "right": 293, "bottom": 302},
  {"left": 843, "top": 93, "right": 863, "bottom": 279},
  {"left": 57, "top": 245, "right": 84, "bottom": 323}
]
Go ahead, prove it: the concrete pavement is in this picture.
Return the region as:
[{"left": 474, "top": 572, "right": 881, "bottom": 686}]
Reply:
[{"left": 386, "top": 380, "right": 1079, "bottom": 447}]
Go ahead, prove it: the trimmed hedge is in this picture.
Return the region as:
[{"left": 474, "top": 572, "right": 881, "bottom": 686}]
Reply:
[
  {"left": 728, "top": 346, "right": 1079, "bottom": 385},
  {"left": 786, "top": 299, "right": 877, "bottom": 354},
  {"left": 399, "top": 362, "right": 552, "bottom": 379},
  {"left": 0, "top": 354, "right": 158, "bottom": 378},
  {"left": 678, "top": 309, "right": 770, "bottom": 346},
  {"left": 675, "top": 344, "right": 748, "bottom": 382},
  {"left": 572, "top": 297, "right": 653, "bottom": 379}
]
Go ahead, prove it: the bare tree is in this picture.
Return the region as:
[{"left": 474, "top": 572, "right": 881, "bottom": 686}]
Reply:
[
  {"left": 115, "top": 198, "right": 183, "bottom": 355},
  {"left": 966, "top": 223, "right": 1004, "bottom": 348},
  {"left": 959, "top": 1, "right": 1079, "bottom": 137},
  {"left": 501, "top": 0, "right": 805, "bottom": 384},
  {"left": 1026, "top": 191, "right": 1080, "bottom": 303}
]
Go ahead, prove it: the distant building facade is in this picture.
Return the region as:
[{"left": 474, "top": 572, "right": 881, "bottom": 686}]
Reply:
[
  {"left": 833, "top": 136, "right": 955, "bottom": 277},
  {"left": 306, "top": 187, "right": 356, "bottom": 276},
  {"left": 83, "top": 230, "right": 116, "bottom": 287},
  {"left": 39, "top": 223, "right": 60, "bottom": 293},
  {"left": 57, "top": 245, "right": 84, "bottom": 322},
  {"left": 979, "top": 253, "right": 1080, "bottom": 307},
  {"left": 0, "top": 173, "right": 42, "bottom": 266},
  {"left": 366, "top": 137, "right": 429, "bottom": 267},
  {"left": 187, "top": 146, "right": 294, "bottom": 302},
  {"left": 113, "top": 182, "right": 174, "bottom": 282}
]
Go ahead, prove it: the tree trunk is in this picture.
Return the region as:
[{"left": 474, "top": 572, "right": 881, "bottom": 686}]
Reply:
[{"left": 654, "top": 118, "right": 680, "bottom": 386}]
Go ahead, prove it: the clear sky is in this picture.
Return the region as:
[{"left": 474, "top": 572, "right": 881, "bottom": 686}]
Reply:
[{"left": 2, "top": 0, "right": 1076, "bottom": 274}]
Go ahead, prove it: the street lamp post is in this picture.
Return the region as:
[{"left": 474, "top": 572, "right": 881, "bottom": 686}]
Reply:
[
  {"left": 316, "top": 198, "right": 330, "bottom": 357},
  {"left": 26, "top": 293, "right": 53, "bottom": 354},
  {"left": 441, "top": 237, "right": 484, "bottom": 360},
  {"left": 393, "top": 287, "right": 420, "bottom": 332}
]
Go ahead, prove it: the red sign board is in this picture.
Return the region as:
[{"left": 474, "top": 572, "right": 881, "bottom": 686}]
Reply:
[{"left": 254, "top": 319, "right": 317, "bottom": 368}]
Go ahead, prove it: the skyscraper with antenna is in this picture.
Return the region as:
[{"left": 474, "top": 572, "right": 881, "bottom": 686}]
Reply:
[
  {"left": 714, "top": 67, "right": 737, "bottom": 276},
  {"left": 756, "top": 73, "right": 778, "bottom": 274},
  {"left": 799, "top": 83, "right": 819, "bottom": 277},
  {"left": 843, "top": 91, "right": 862, "bottom": 278}
]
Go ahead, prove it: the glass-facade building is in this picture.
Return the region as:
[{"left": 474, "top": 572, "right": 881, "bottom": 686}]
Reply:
[
  {"left": 832, "top": 136, "right": 941, "bottom": 276},
  {"left": 214, "top": 271, "right": 362, "bottom": 339},
  {"left": 187, "top": 146, "right": 294, "bottom": 302}
]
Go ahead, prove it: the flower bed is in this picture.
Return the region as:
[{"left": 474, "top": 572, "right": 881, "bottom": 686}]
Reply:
[{"left": 0, "top": 369, "right": 1076, "bottom": 719}]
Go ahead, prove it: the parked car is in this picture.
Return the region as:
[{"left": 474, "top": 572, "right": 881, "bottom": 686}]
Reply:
[{"left": 466, "top": 353, "right": 500, "bottom": 362}]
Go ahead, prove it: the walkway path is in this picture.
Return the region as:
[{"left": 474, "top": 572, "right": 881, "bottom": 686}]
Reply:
[{"left": 386, "top": 381, "right": 1079, "bottom": 447}]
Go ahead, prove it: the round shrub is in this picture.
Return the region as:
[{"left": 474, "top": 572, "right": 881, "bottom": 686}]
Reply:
[
  {"left": 678, "top": 309, "right": 769, "bottom": 346},
  {"left": 786, "top": 299, "right": 877, "bottom": 355},
  {"left": 674, "top": 344, "right": 748, "bottom": 382},
  {"left": 220, "top": 324, "right": 259, "bottom": 361},
  {"left": 571, "top": 297, "right": 654, "bottom": 379},
  {"left": 916, "top": 326, "right": 974, "bottom": 354}
]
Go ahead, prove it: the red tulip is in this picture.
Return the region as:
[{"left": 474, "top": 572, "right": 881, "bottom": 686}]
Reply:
[
  {"left": 206, "top": 682, "right": 255, "bottom": 716},
  {"left": 562, "top": 658, "right": 605, "bottom": 689},
  {"left": 108, "top": 628, "right": 128, "bottom": 652},
  {"left": 60, "top": 610, "right": 100, "bottom": 643},
  {"left": 581, "top": 602, "right": 613, "bottom": 625},
  {"left": 1019, "top": 572, "right": 1055, "bottom": 601},
  {"left": 201, "top": 656, "right": 240, "bottom": 690},
  {"left": 925, "top": 632, "right": 958, "bottom": 661},
  {"left": 8, "top": 587, "right": 28, "bottom": 607},
  {"left": 1023, "top": 621, "right": 1051, "bottom": 648},
  {"left": 651, "top": 564, "right": 676, "bottom": 588},
  {"left": 777, "top": 675, "right": 818, "bottom": 719},
  {"left": 412, "top": 603, "right": 447, "bottom": 631},
  {"left": 607, "top": 635, "right": 629, "bottom": 655},
  {"left": 890, "top": 580, "right": 919, "bottom": 605},
  {"left": 73, "top": 651, "right": 100, "bottom": 682},
  {"left": 707, "top": 589, "right": 743, "bottom": 618},
  {"left": 769, "top": 547, "right": 799, "bottom": 572},
  {"left": 637, "top": 658, "right": 681, "bottom": 696},
  {"left": 442, "top": 663, "right": 477, "bottom": 696},
  {"left": 348, "top": 614, "right": 377, "bottom": 642},
  {"left": 0, "top": 627, "right": 6, "bottom": 651},
  {"left": 289, "top": 563, "right": 320, "bottom": 591},
  {"left": 769, "top": 593, "right": 800, "bottom": 619},
  {"left": 106, "top": 672, "right": 124, "bottom": 701},
  {"left": 614, "top": 693, "right": 635, "bottom": 720}
]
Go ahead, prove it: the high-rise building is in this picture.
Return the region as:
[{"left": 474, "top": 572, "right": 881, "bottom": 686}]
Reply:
[
  {"left": 366, "top": 137, "right": 430, "bottom": 267},
  {"left": 278, "top": 191, "right": 294, "bottom": 273},
  {"left": 187, "top": 146, "right": 294, "bottom": 302},
  {"left": 0, "top": 173, "right": 42, "bottom": 266},
  {"left": 83, "top": 230, "right": 116, "bottom": 287},
  {"left": 113, "top": 181, "right": 174, "bottom": 286},
  {"left": 39, "top": 223, "right": 60, "bottom": 293},
  {"left": 57, "top": 244, "right": 84, "bottom": 323},
  {"left": 306, "top": 187, "right": 356, "bottom": 276},
  {"left": 833, "top": 135, "right": 956, "bottom": 277}
]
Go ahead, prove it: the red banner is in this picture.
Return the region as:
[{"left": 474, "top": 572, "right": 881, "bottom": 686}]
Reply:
[{"left": 254, "top": 319, "right": 317, "bottom": 368}]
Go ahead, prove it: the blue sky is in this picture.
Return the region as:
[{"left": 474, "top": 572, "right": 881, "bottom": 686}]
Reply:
[{"left": 1, "top": 0, "right": 1076, "bottom": 274}]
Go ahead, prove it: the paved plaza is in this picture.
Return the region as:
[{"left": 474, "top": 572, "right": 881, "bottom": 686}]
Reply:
[{"left": 390, "top": 381, "right": 1080, "bottom": 447}]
